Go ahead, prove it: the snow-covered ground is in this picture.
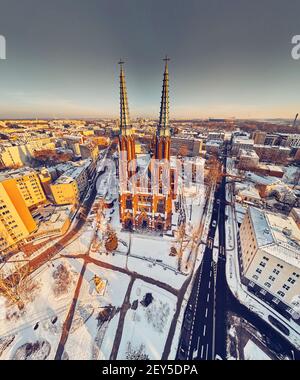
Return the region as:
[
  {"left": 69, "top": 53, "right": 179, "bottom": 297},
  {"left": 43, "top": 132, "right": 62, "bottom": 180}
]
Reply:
[
  {"left": 0, "top": 163, "right": 211, "bottom": 360},
  {"left": 0, "top": 257, "right": 83, "bottom": 360},
  {"left": 117, "top": 279, "right": 177, "bottom": 360},
  {"left": 62, "top": 263, "right": 130, "bottom": 360},
  {"left": 243, "top": 339, "right": 271, "bottom": 360}
]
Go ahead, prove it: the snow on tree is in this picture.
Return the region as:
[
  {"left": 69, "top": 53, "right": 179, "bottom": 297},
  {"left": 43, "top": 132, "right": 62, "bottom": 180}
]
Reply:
[
  {"left": 125, "top": 342, "right": 149, "bottom": 360},
  {"left": 0, "top": 263, "right": 39, "bottom": 311},
  {"left": 52, "top": 263, "right": 74, "bottom": 298},
  {"left": 144, "top": 298, "right": 170, "bottom": 333}
]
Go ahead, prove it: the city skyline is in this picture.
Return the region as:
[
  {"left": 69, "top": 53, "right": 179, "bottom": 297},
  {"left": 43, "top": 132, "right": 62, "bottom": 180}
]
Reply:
[{"left": 1, "top": 0, "right": 300, "bottom": 119}]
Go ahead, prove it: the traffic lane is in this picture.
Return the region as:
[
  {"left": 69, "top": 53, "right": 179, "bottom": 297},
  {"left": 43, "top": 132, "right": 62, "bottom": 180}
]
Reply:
[
  {"left": 196, "top": 261, "right": 215, "bottom": 360},
  {"left": 181, "top": 247, "right": 213, "bottom": 359},
  {"left": 214, "top": 258, "right": 227, "bottom": 358},
  {"left": 190, "top": 251, "right": 215, "bottom": 359}
]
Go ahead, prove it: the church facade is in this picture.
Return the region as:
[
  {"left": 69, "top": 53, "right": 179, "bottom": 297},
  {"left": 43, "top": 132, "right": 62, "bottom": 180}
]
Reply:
[{"left": 118, "top": 58, "right": 175, "bottom": 232}]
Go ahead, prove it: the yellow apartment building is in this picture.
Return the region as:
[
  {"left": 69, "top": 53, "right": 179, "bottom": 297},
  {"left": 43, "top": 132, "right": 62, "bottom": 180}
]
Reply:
[
  {"left": 0, "top": 182, "right": 36, "bottom": 252},
  {"left": 0, "top": 169, "right": 47, "bottom": 209}
]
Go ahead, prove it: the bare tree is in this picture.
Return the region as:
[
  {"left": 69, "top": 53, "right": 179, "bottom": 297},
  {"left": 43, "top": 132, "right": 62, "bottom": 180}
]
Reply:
[{"left": 0, "top": 263, "right": 38, "bottom": 310}]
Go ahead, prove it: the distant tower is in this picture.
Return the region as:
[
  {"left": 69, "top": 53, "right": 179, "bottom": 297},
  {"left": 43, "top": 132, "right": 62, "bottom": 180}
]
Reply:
[
  {"left": 155, "top": 56, "right": 171, "bottom": 160},
  {"left": 118, "top": 60, "right": 136, "bottom": 176}
]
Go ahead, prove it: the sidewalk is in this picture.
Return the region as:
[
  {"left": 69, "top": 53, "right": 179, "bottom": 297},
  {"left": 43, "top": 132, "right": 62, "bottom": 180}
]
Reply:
[{"left": 225, "top": 182, "right": 300, "bottom": 351}]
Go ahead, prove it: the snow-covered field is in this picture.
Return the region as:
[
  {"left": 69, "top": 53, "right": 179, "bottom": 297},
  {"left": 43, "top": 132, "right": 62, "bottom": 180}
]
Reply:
[
  {"left": 117, "top": 279, "right": 177, "bottom": 360},
  {"left": 62, "top": 263, "right": 130, "bottom": 360},
  {"left": 243, "top": 339, "right": 271, "bottom": 360},
  {"left": 0, "top": 257, "right": 83, "bottom": 360}
]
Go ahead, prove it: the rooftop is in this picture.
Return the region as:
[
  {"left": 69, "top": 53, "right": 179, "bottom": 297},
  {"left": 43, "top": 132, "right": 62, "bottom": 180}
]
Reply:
[{"left": 248, "top": 207, "right": 300, "bottom": 268}]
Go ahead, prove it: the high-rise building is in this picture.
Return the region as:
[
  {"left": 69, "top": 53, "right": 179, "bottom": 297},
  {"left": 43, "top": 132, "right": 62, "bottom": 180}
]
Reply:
[
  {"left": 0, "top": 169, "right": 47, "bottom": 210},
  {"left": 118, "top": 58, "right": 174, "bottom": 232},
  {"left": 0, "top": 182, "right": 36, "bottom": 252}
]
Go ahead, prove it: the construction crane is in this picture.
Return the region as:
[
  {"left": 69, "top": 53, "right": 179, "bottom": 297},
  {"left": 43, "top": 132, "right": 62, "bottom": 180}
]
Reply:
[{"left": 292, "top": 113, "right": 299, "bottom": 129}]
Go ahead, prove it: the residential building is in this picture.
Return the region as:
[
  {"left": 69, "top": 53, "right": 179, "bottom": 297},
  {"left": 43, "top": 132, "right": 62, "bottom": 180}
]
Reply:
[
  {"left": 238, "top": 149, "right": 259, "bottom": 170},
  {"left": 253, "top": 131, "right": 267, "bottom": 145},
  {"left": 232, "top": 137, "right": 254, "bottom": 156},
  {"left": 253, "top": 145, "right": 291, "bottom": 164},
  {"left": 0, "top": 168, "right": 47, "bottom": 210},
  {"left": 239, "top": 207, "right": 300, "bottom": 319},
  {"left": 0, "top": 182, "right": 36, "bottom": 252},
  {"left": 50, "top": 159, "right": 91, "bottom": 205}
]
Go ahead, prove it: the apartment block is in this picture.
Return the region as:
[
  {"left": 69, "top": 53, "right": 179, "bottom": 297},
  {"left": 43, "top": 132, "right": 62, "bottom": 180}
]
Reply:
[
  {"left": 0, "top": 182, "right": 36, "bottom": 252},
  {"left": 239, "top": 207, "right": 300, "bottom": 319},
  {"left": 50, "top": 160, "right": 91, "bottom": 205},
  {"left": 0, "top": 169, "right": 46, "bottom": 210}
]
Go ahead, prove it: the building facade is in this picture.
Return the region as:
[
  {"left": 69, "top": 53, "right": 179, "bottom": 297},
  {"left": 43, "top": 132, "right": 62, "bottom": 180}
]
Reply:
[
  {"left": 0, "top": 182, "right": 36, "bottom": 252},
  {"left": 239, "top": 207, "right": 300, "bottom": 319},
  {"left": 0, "top": 168, "right": 47, "bottom": 210},
  {"left": 118, "top": 58, "right": 175, "bottom": 232}
]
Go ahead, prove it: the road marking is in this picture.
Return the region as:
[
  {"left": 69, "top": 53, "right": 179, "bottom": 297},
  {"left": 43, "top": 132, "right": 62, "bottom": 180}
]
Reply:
[
  {"left": 200, "top": 344, "right": 204, "bottom": 358},
  {"left": 206, "top": 344, "right": 209, "bottom": 360},
  {"left": 205, "top": 308, "right": 208, "bottom": 318},
  {"left": 208, "top": 280, "right": 211, "bottom": 289},
  {"left": 203, "top": 325, "right": 206, "bottom": 336},
  {"left": 207, "top": 293, "right": 210, "bottom": 302}
]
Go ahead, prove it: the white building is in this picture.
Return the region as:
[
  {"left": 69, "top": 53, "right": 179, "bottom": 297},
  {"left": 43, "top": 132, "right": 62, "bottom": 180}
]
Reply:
[
  {"left": 239, "top": 207, "right": 300, "bottom": 319},
  {"left": 232, "top": 137, "right": 254, "bottom": 156}
]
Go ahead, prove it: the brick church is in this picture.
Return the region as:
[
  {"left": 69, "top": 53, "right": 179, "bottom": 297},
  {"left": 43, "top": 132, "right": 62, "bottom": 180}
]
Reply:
[{"left": 118, "top": 58, "right": 176, "bottom": 232}]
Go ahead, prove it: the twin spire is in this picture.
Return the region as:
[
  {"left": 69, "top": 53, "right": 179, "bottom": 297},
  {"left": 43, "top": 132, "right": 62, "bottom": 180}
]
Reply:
[
  {"left": 118, "top": 57, "right": 170, "bottom": 135},
  {"left": 119, "top": 60, "right": 131, "bottom": 133}
]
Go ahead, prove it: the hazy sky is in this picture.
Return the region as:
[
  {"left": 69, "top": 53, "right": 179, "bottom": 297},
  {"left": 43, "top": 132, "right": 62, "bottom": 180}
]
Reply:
[{"left": 1, "top": 0, "right": 300, "bottom": 119}]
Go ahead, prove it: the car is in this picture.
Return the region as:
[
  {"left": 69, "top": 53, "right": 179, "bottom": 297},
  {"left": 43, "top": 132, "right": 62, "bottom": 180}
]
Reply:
[{"left": 212, "top": 220, "right": 217, "bottom": 227}]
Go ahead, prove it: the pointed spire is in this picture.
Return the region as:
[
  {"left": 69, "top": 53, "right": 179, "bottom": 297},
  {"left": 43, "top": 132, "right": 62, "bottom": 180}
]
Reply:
[
  {"left": 119, "top": 59, "right": 130, "bottom": 132},
  {"left": 158, "top": 56, "right": 170, "bottom": 135}
]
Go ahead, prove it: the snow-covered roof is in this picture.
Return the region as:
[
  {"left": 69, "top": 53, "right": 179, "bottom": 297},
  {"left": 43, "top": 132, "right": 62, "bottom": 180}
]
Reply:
[
  {"left": 245, "top": 172, "right": 281, "bottom": 186},
  {"left": 248, "top": 207, "right": 300, "bottom": 268},
  {"left": 249, "top": 207, "right": 274, "bottom": 247},
  {"left": 239, "top": 187, "right": 261, "bottom": 200}
]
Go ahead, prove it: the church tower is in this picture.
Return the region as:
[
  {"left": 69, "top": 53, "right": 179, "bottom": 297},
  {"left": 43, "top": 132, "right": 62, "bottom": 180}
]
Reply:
[
  {"left": 155, "top": 56, "right": 171, "bottom": 161},
  {"left": 118, "top": 60, "right": 136, "bottom": 176}
]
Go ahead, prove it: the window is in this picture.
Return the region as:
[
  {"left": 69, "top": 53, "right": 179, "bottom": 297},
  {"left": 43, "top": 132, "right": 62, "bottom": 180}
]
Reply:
[
  {"left": 283, "top": 284, "right": 290, "bottom": 291},
  {"left": 288, "top": 277, "right": 296, "bottom": 284},
  {"left": 256, "top": 268, "right": 262, "bottom": 274},
  {"left": 259, "top": 261, "right": 266, "bottom": 268},
  {"left": 125, "top": 198, "right": 132, "bottom": 209},
  {"left": 273, "top": 269, "right": 280, "bottom": 275},
  {"left": 277, "top": 291, "right": 285, "bottom": 297},
  {"left": 268, "top": 276, "right": 276, "bottom": 282},
  {"left": 264, "top": 282, "right": 271, "bottom": 288},
  {"left": 252, "top": 275, "right": 259, "bottom": 280}
]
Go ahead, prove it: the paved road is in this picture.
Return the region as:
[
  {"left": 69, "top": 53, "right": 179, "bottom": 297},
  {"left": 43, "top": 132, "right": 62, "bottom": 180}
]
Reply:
[
  {"left": 176, "top": 184, "right": 221, "bottom": 360},
  {"left": 176, "top": 145, "right": 300, "bottom": 360}
]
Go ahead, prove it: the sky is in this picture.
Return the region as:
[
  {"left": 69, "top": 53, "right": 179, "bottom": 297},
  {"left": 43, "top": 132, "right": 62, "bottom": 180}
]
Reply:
[{"left": 1, "top": 0, "right": 300, "bottom": 119}]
